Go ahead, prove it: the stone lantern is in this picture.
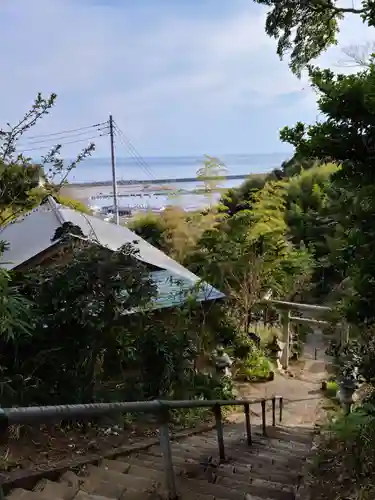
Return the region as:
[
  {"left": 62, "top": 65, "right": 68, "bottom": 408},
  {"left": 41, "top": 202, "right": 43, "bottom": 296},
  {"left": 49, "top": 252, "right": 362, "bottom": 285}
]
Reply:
[
  {"left": 213, "top": 346, "right": 233, "bottom": 377},
  {"left": 338, "top": 367, "right": 360, "bottom": 414},
  {"left": 267, "top": 335, "right": 283, "bottom": 370}
]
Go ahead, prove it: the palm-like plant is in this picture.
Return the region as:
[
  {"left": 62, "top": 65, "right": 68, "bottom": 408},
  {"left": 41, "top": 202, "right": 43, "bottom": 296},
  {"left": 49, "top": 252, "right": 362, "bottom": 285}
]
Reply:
[{"left": 0, "top": 242, "right": 32, "bottom": 342}]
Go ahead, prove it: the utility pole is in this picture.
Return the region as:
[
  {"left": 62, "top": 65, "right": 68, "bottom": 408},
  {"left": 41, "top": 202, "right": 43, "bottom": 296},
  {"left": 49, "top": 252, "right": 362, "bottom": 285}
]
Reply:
[{"left": 109, "top": 114, "right": 119, "bottom": 225}]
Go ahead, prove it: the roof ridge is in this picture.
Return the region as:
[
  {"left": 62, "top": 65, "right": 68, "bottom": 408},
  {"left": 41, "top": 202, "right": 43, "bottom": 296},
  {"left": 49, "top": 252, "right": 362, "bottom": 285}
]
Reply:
[{"left": 46, "top": 196, "right": 65, "bottom": 225}]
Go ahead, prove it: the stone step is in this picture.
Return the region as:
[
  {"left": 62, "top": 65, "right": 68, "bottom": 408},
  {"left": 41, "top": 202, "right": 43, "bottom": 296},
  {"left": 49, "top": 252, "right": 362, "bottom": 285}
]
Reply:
[
  {"left": 214, "top": 475, "right": 295, "bottom": 500},
  {"left": 125, "top": 450, "right": 300, "bottom": 485},
  {"left": 252, "top": 438, "right": 309, "bottom": 454},
  {"left": 79, "top": 474, "right": 127, "bottom": 499},
  {"left": 211, "top": 462, "right": 301, "bottom": 485},
  {"left": 86, "top": 464, "right": 161, "bottom": 492},
  {"left": 228, "top": 442, "right": 307, "bottom": 461},
  {"left": 60, "top": 471, "right": 83, "bottom": 490},
  {"left": 226, "top": 449, "right": 304, "bottom": 470},
  {"left": 5, "top": 422, "right": 312, "bottom": 500},
  {"left": 175, "top": 477, "right": 263, "bottom": 500},
  {"left": 104, "top": 460, "right": 164, "bottom": 482},
  {"left": 7, "top": 489, "right": 64, "bottom": 500},
  {"left": 34, "top": 479, "right": 77, "bottom": 499},
  {"left": 136, "top": 444, "right": 302, "bottom": 475},
  {"left": 267, "top": 427, "right": 313, "bottom": 444},
  {"left": 73, "top": 493, "right": 117, "bottom": 500}
]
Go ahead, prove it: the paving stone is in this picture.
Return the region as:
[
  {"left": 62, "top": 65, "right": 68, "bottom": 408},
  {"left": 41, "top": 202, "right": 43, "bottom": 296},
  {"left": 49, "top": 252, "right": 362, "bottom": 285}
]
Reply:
[{"left": 34, "top": 479, "right": 77, "bottom": 500}]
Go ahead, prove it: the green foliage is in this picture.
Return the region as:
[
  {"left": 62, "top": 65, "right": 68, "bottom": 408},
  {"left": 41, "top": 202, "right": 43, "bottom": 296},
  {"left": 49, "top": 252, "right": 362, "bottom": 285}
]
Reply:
[
  {"left": 219, "top": 174, "right": 266, "bottom": 216},
  {"left": 128, "top": 212, "right": 166, "bottom": 249},
  {"left": 55, "top": 195, "right": 92, "bottom": 215},
  {"left": 280, "top": 63, "right": 375, "bottom": 324},
  {"left": 0, "top": 250, "right": 32, "bottom": 343},
  {"left": 235, "top": 348, "right": 271, "bottom": 382},
  {"left": 254, "top": 0, "right": 370, "bottom": 75},
  {"left": 196, "top": 155, "right": 227, "bottom": 202},
  {"left": 0, "top": 93, "right": 95, "bottom": 226},
  {"left": 231, "top": 333, "right": 255, "bottom": 360},
  {"left": 284, "top": 162, "right": 343, "bottom": 298},
  {"left": 325, "top": 380, "right": 339, "bottom": 399},
  {"left": 311, "top": 404, "right": 375, "bottom": 499},
  {"left": 6, "top": 241, "right": 157, "bottom": 405},
  {"left": 1, "top": 231, "right": 236, "bottom": 407}
]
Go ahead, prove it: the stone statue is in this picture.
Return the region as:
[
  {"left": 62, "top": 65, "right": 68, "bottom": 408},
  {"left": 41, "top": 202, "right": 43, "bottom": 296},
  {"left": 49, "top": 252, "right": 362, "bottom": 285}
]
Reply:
[
  {"left": 338, "top": 367, "right": 360, "bottom": 414},
  {"left": 267, "top": 334, "right": 284, "bottom": 371},
  {"left": 213, "top": 346, "right": 233, "bottom": 377}
]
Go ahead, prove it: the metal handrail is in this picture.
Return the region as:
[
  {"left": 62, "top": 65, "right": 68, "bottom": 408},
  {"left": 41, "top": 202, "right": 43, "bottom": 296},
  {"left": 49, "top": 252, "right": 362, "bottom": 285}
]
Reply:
[{"left": 0, "top": 396, "right": 283, "bottom": 500}]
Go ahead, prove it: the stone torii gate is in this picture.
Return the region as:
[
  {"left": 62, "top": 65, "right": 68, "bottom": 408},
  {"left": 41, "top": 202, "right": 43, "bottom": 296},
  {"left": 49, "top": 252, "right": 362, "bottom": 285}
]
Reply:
[{"left": 261, "top": 298, "right": 349, "bottom": 370}]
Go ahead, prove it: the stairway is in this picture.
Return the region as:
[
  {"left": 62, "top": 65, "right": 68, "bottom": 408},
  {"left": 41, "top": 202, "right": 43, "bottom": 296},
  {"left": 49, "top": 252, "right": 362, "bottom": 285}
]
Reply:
[{"left": 5, "top": 422, "right": 313, "bottom": 500}]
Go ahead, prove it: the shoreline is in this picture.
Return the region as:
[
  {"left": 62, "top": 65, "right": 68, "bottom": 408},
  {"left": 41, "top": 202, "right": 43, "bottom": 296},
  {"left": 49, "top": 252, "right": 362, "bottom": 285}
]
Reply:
[{"left": 65, "top": 173, "right": 264, "bottom": 188}]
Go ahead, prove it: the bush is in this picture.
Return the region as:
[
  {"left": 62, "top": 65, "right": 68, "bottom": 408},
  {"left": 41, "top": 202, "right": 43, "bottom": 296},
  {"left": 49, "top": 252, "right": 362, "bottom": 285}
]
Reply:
[
  {"left": 235, "top": 348, "right": 271, "bottom": 382},
  {"left": 311, "top": 403, "right": 375, "bottom": 499},
  {"left": 232, "top": 333, "right": 255, "bottom": 360},
  {"left": 169, "top": 373, "right": 235, "bottom": 428},
  {"left": 325, "top": 380, "right": 339, "bottom": 399},
  {"left": 55, "top": 195, "right": 92, "bottom": 214}
]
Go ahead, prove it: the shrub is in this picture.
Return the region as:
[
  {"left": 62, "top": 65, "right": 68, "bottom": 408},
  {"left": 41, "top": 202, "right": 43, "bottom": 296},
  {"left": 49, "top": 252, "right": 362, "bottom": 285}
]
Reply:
[
  {"left": 235, "top": 348, "right": 271, "bottom": 382},
  {"left": 325, "top": 380, "right": 339, "bottom": 399},
  {"left": 232, "top": 333, "right": 255, "bottom": 360},
  {"left": 311, "top": 403, "right": 375, "bottom": 499}
]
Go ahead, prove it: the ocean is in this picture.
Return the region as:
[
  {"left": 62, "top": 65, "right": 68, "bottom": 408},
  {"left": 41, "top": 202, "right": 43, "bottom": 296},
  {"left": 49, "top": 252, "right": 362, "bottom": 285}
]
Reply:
[
  {"left": 63, "top": 152, "right": 290, "bottom": 212},
  {"left": 67, "top": 153, "right": 289, "bottom": 183}
]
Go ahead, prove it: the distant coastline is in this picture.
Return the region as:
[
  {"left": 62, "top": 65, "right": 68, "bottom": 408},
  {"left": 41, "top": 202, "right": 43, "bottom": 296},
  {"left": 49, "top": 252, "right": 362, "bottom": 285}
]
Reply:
[{"left": 66, "top": 172, "right": 266, "bottom": 188}]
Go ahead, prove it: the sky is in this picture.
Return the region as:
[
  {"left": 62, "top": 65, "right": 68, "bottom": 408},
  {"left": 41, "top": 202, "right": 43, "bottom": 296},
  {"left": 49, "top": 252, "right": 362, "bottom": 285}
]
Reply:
[{"left": 0, "top": 0, "right": 372, "bottom": 159}]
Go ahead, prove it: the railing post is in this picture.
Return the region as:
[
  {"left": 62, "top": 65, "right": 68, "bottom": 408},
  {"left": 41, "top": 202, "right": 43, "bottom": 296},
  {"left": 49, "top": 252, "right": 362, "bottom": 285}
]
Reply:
[
  {"left": 158, "top": 405, "right": 178, "bottom": 500},
  {"left": 272, "top": 396, "right": 276, "bottom": 427},
  {"left": 279, "top": 397, "right": 283, "bottom": 423},
  {"left": 244, "top": 403, "right": 252, "bottom": 445},
  {"left": 0, "top": 409, "right": 8, "bottom": 445},
  {"left": 261, "top": 399, "right": 267, "bottom": 436},
  {"left": 213, "top": 404, "right": 225, "bottom": 460},
  {"left": 0, "top": 409, "right": 8, "bottom": 500}
]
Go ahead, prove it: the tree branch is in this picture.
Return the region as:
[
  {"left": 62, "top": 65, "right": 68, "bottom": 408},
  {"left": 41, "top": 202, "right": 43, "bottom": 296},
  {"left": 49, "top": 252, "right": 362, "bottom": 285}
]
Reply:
[{"left": 310, "top": 0, "right": 364, "bottom": 15}]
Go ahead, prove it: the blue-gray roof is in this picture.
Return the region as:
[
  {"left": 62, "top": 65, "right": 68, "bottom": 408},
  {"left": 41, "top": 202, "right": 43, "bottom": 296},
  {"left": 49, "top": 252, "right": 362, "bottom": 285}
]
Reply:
[
  {"left": 1, "top": 197, "right": 225, "bottom": 310},
  {"left": 150, "top": 270, "right": 225, "bottom": 310}
]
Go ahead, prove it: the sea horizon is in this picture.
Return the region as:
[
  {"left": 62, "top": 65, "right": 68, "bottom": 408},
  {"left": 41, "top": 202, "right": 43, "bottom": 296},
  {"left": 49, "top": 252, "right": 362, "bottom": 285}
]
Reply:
[
  {"left": 61, "top": 152, "right": 291, "bottom": 213},
  {"left": 64, "top": 152, "right": 291, "bottom": 184}
]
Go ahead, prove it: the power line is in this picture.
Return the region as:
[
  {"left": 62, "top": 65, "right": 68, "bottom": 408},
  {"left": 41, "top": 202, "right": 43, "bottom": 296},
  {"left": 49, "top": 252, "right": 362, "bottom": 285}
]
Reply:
[
  {"left": 19, "top": 133, "right": 108, "bottom": 153},
  {"left": 18, "top": 125, "right": 110, "bottom": 147},
  {"left": 113, "top": 122, "right": 156, "bottom": 180},
  {"left": 22, "top": 122, "right": 108, "bottom": 141},
  {"left": 113, "top": 122, "right": 154, "bottom": 177}
]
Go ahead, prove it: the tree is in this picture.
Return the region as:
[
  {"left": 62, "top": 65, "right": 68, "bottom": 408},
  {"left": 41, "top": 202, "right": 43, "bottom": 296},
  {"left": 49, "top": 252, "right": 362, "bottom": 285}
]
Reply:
[
  {"left": 0, "top": 93, "right": 95, "bottom": 225},
  {"left": 0, "top": 242, "right": 32, "bottom": 343},
  {"left": 7, "top": 240, "right": 157, "bottom": 405},
  {"left": 129, "top": 207, "right": 219, "bottom": 262},
  {"left": 196, "top": 155, "right": 227, "bottom": 206},
  {"left": 254, "top": 0, "right": 372, "bottom": 75},
  {"left": 280, "top": 62, "right": 375, "bottom": 324},
  {"left": 219, "top": 174, "right": 266, "bottom": 216},
  {"left": 187, "top": 177, "right": 313, "bottom": 328},
  {"left": 339, "top": 41, "right": 375, "bottom": 69},
  {"left": 285, "top": 162, "right": 343, "bottom": 298}
]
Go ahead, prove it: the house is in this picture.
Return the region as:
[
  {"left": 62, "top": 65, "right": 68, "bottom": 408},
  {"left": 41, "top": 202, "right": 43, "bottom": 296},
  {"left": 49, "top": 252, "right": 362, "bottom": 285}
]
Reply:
[{"left": 0, "top": 196, "right": 225, "bottom": 310}]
